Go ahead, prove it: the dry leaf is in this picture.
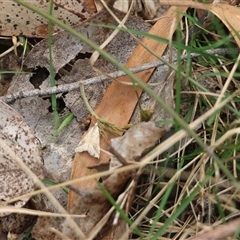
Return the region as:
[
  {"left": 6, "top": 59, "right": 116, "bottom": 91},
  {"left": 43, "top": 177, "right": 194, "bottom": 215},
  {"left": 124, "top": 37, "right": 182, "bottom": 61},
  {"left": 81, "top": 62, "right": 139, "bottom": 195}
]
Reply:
[
  {"left": 75, "top": 123, "right": 100, "bottom": 158},
  {"left": 109, "top": 122, "right": 166, "bottom": 169},
  {"left": 62, "top": 122, "right": 166, "bottom": 239},
  {"left": 67, "top": 8, "right": 187, "bottom": 239},
  {"left": 0, "top": 100, "right": 44, "bottom": 216},
  {"left": 0, "top": 0, "right": 97, "bottom": 37}
]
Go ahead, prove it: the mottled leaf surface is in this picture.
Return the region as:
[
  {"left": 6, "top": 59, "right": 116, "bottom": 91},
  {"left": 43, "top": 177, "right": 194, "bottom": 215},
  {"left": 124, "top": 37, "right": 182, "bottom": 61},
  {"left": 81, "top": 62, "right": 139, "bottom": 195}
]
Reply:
[
  {"left": 0, "top": 0, "right": 97, "bottom": 37},
  {"left": 0, "top": 100, "right": 44, "bottom": 215}
]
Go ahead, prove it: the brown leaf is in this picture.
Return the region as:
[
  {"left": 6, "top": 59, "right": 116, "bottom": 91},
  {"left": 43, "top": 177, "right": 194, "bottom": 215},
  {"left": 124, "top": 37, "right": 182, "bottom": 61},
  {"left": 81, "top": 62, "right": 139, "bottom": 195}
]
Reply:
[
  {"left": 111, "top": 122, "right": 165, "bottom": 160},
  {"left": 68, "top": 5, "right": 188, "bottom": 211},
  {"left": 67, "top": 6, "right": 187, "bottom": 239},
  {"left": 109, "top": 122, "right": 166, "bottom": 170},
  {"left": 0, "top": 100, "right": 44, "bottom": 216},
  {"left": 0, "top": 0, "right": 97, "bottom": 37},
  {"left": 62, "top": 122, "right": 165, "bottom": 239}
]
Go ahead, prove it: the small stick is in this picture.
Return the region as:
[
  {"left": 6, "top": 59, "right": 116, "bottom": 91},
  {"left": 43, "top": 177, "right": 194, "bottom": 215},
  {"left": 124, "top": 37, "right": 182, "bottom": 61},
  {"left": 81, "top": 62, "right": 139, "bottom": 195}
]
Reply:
[{"left": 0, "top": 48, "right": 233, "bottom": 103}]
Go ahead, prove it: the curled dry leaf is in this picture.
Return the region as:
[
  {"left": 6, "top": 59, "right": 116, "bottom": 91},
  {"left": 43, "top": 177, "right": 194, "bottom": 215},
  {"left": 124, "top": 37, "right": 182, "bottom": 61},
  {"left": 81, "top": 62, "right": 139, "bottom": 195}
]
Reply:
[
  {"left": 62, "top": 122, "right": 166, "bottom": 239},
  {"left": 75, "top": 123, "right": 100, "bottom": 159},
  {"left": 109, "top": 121, "right": 166, "bottom": 170},
  {"left": 0, "top": 100, "right": 44, "bottom": 216},
  {"left": 0, "top": 0, "right": 97, "bottom": 37}
]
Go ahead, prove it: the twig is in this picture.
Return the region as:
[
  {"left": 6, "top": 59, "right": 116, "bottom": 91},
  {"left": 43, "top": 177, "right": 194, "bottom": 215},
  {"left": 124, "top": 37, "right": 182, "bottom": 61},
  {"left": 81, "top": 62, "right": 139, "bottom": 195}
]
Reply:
[{"left": 0, "top": 48, "right": 235, "bottom": 103}]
